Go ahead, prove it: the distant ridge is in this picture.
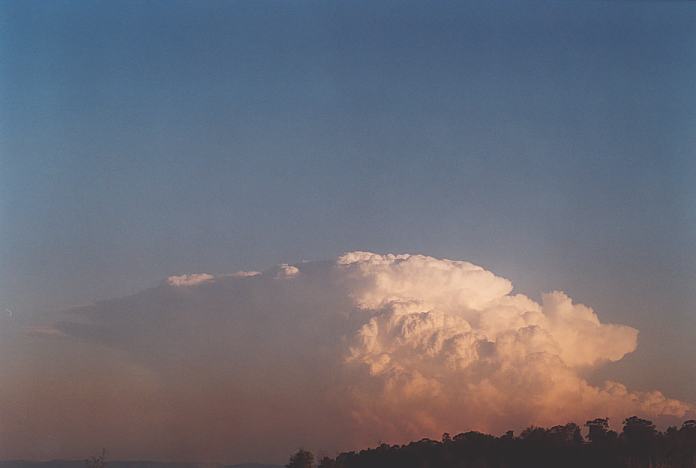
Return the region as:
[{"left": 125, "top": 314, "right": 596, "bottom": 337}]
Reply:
[{"left": 0, "top": 462, "right": 281, "bottom": 468}]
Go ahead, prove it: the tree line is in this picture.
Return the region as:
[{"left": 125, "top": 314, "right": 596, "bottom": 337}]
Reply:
[{"left": 287, "top": 417, "right": 696, "bottom": 468}]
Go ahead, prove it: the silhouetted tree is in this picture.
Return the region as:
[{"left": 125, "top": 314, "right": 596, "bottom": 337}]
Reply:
[
  {"left": 623, "top": 416, "right": 657, "bottom": 443},
  {"left": 286, "top": 449, "right": 315, "bottom": 468},
  {"left": 295, "top": 416, "right": 696, "bottom": 468},
  {"left": 317, "top": 456, "right": 336, "bottom": 468},
  {"left": 622, "top": 416, "right": 658, "bottom": 466},
  {"left": 586, "top": 418, "right": 612, "bottom": 444},
  {"left": 548, "top": 423, "right": 583, "bottom": 444}
]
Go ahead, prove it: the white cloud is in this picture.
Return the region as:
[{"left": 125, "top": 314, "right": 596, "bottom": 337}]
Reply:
[
  {"left": 166, "top": 273, "right": 215, "bottom": 286},
  {"left": 337, "top": 253, "right": 675, "bottom": 442},
  {"left": 275, "top": 263, "right": 300, "bottom": 278}
]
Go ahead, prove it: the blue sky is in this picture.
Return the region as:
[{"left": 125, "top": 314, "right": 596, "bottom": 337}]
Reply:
[{"left": 1, "top": 0, "right": 695, "bottom": 402}]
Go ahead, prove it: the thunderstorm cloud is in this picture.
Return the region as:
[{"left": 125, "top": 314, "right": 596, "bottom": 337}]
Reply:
[{"left": 1, "top": 252, "right": 692, "bottom": 462}]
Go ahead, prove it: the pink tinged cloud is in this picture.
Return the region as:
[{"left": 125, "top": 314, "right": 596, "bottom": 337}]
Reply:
[{"left": 1, "top": 252, "right": 692, "bottom": 463}]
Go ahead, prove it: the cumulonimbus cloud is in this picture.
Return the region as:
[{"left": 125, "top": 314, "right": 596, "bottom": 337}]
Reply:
[{"left": 1, "top": 252, "right": 692, "bottom": 463}]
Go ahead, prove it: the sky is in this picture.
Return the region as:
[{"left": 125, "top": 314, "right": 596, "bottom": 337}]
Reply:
[{"left": 1, "top": 0, "right": 695, "bottom": 463}]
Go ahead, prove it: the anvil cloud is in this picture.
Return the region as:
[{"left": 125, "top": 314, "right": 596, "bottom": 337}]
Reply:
[{"left": 1, "top": 252, "right": 692, "bottom": 463}]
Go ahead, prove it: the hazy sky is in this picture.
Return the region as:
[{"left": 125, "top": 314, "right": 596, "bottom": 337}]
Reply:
[{"left": 1, "top": 0, "right": 695, "bottom": 462}]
